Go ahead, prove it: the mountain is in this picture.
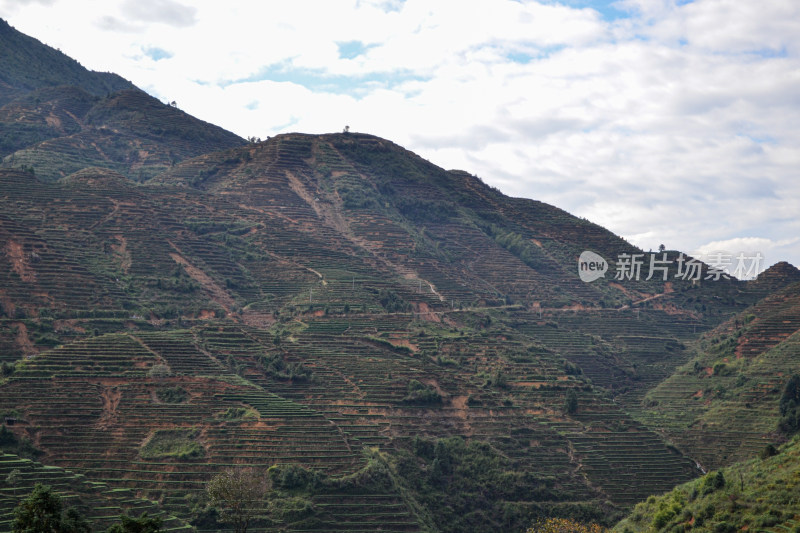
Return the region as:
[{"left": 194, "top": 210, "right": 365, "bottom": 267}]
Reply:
[
  {"left": 0, "top": 18, "right": 134, "bottom": 105},
  {"left": 0, "top": 19, "right": 245, "bottom": 181},
  {"left": 0, "top": 19, "right": 798, "bottom": 533}
]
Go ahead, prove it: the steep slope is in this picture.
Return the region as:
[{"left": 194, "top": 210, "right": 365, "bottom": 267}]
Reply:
[
  {"left": 614, "top": 436, "right": 800, "bottom": 533},
  {"left": 1, "top": 88, "right": 246, "bottom": 180},
  {"left": 0, "top": 18, "right": 133, "bottom": 105}
]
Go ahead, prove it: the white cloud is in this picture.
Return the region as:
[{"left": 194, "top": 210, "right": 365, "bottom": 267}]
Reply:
[
  {"left": 695, "top": 237, "right": 800, "bottom": 278},
  {"left": 2, "top": 0, "right": 799, "bottom": 268}
]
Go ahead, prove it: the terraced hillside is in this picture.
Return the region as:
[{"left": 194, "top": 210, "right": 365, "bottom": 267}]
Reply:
[
  {"left": 632, "top": 271, "right": 800, "bottom": 470},
  {"left": 1, "top": 19, "right": 799, "bottom": 533},
  {"left": 0, "top": 128, "right": 795, "bottom": 530},
  {"left": 0, "top": 452, "right": 190, "bottom": 531}
]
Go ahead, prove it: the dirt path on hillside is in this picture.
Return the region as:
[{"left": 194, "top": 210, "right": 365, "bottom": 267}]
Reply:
[
  {"left": 6, "top": 241, "right": 36, "bottom": 282},
  {"left": 167, "top": 242, "right": 236, "bottom": 313}
]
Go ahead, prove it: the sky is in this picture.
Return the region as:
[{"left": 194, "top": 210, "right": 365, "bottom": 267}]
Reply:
[{"left": 1, "top": 0, "right": 799, "bottom": 276}]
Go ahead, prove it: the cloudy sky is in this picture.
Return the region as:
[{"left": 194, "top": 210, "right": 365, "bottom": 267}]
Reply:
[{"left": 2, "top": 0, "right": 799, "bottom": 274}]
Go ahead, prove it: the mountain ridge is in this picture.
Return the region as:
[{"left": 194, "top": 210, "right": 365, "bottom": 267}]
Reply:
[{"left": 0, "top": 18, "right": 134, "bottom": 104}]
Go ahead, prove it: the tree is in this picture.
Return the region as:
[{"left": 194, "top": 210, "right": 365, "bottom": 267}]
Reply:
[
  {"left": 12, "top": 483, "right": 88, "bottom": 533},
  {"left": 13, "top": 484, "right": 63, "bottom": 532},
  {"left": 779, "top": 374, "right": 800, "bottom": 435},
  {"left": 106, "top": 512, "right": 162, "bottom": 533},
  {"left": 12, "top": 484, "right": 90, "bottom": 533},
  {"left": 207, "top": 468, "right": 270, "bottom": 533},
  {"left": 61, "top": 509, "right": 91, "bottom": 533},
  {"left": 564, "top": 389, "right": 578, "bottom": 415},
  {"left": 6, "top": 468, "right": 21, "bottom": 497}
]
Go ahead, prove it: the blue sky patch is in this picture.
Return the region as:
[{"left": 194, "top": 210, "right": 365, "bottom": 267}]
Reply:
[
  {"left": 143, "top": 46, "right": 173, "bottom": 61},
  {"left": 225, "top": 62, "right": 429, "bottom": 97},
  {"left": 548, "top": 0, "right": 632, "bottom": 22},
  {"left": 505, "top": 44, "right": 565, "bottom": 63},
  {"left": 337, "top": 40, "right": 375, "bottom": 59}
]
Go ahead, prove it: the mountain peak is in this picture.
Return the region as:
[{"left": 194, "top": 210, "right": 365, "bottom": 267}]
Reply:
[{"left": 757, "top": 260, "right": 800, "bottom": 280}]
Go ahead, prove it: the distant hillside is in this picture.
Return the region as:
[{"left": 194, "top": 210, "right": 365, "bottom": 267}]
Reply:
[
  {"left": 632, "top": 274, "right": 800, "bottom": 469},
  {"left": 0, "top": 18, "right": 134, "bottom": 105},
  {"left": 0, "top": 17, "right": 245, "bottom": 180},
  {"left": 614, "top": 435, "right": 800, "bottom": 533},
  {"left": 0, "top": 88, "right": 246, "bottom": 180}
]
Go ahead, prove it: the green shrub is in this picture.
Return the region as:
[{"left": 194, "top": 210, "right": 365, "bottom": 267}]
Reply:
[
  {"left": 402, "top": 379, "right": 442, "bottom": 405},
  {"left": 140, "top": 429, "right": 204, "bottom": 460},
  {"left": 760, "top": 444, "right": 778, "bottom": 459},
  {"left": 269, "top": 496, "right": 315, "bottom": 521},
  {"left": 268, "top": 463, "right": 315, "bottom": 490},
  {"left": 259, "top": 352, "right": 313, "bottom": 382},
  {"left": 156, "top": 386, "right": 188, "bottom": 403},
  {"left": 779, "top": 375, "right": 800, "bottom": 435}
]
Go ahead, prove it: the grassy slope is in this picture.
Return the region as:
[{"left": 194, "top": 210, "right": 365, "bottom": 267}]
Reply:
[{"left": 613, "top": 435, "right": 800, "bottom": 533}]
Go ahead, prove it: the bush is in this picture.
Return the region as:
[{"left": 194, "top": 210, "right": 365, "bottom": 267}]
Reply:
[
  {"left": 156, "top": 386, "right": 188, "bottom": 403},
  {"left": 402, "top": 379, "right": 442, "bottom": 405},
  {"left": 269, "top": 496, "right": 315, "bottom": 521},
  {"left": 377, "top": 289, "right": 410, "bottom": 313},
  {"left": 1, "top": 362, "right": 15, "bottom": 377},
  {"left": 268, "top": 463, "right": 315, "bottom": 490},
  {"left": 140, "top": 429, "right": 204, "bottom": 460},
  {"left": 779, "top": 375, "right": 800, "bottom": 435},
  {"left": 760, "top": 444, "right": 778, "bottom": 459},
  {"left": 259, "top": 352, "right": 313, "bottom": 382}
]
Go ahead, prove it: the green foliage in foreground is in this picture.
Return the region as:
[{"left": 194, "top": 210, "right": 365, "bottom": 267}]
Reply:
[
  {"left": 12, "top": 483, "right": 91, "bottom": 533},
  {"left": 614, "top": 436, "right": 800, "bottom": 533},
  {"left": 105, "top": 512, "right": 162, "bottom": 533}
]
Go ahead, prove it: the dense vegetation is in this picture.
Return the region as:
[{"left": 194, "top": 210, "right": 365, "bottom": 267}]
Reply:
[{"left": 614, "top": 436, "right": 800, "bottom": 533}]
